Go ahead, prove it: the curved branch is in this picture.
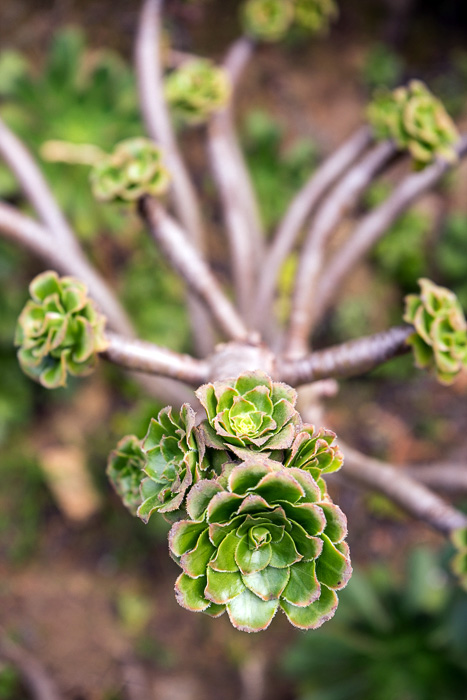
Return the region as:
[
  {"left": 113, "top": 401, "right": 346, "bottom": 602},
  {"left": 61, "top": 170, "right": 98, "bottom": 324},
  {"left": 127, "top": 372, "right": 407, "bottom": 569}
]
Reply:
[
  {"left": 285, "top": 140, "right": 397, "bottom": 357},
  {"left": 313, "top": 134, "right": 467, "bottom": 325},
  {"left": 253, "top": 127, "right": 373, "bottom": 328},
  {"left": 341, "top": 442, "right": 467, "bottom": 535},
  {"left": 103, "top": 332, "right": 210, "bottom": 385},
  {"left": 140, "top": 196, "right": 250, "bottom": 341},
  {"left": 278, "top": 324, "right": 413, "bottom": 386},
  {"left": 135, "top": 0, "right": 214, "bottom": 354}
]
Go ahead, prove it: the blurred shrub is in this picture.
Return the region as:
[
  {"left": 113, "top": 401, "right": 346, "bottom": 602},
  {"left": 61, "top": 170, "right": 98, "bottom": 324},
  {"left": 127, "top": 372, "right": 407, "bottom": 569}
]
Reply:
[
  {"left": 0, "top": 28, "right": 142, "bottom": 238},
  {"left": 361, "top": 43, "right": 404, "bottom": 91},
  {"left": 242, "top": 109, "right": 318, "bottom": 230},
  {"left": 282, "top": 548, "right": 467, "bottom": 700},
  {"left": 437, "top": 212, "right": 467, "bottom": 310}
]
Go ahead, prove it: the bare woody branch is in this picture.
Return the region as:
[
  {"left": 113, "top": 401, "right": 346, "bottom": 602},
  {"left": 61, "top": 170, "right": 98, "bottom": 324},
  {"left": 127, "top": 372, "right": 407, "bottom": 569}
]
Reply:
[
  {"left": 285, "top": 140, "right": 397, "bottom": 357},
  {"left": 207, "top": 37, "right": 261, "bottom": 319},
  {"left": 406, "top": 464, "right": 467, "bottom": 493},
  {"left": 103, "top": 332, "right": 210, "bottom": 386},
  {"left": 0, "top": 117, "right": 80, "bottom": 251},
  {"left": 278, "top": 324, "right": 413, "bottom": 386},
  {"left": 0, "top": 201, "right": 194, "bottom": 406},
  {"left": 340, "top": 442, "right": 467, "bottom": 535},
  {"left": 140, "top": 196, "right": 250, "bottom": 341},
  {"left": 253, "top": 126, "right": 373, "bottom": 328},
  {"left": 313, "top": 134, "right": 467, "bottom": 325},
  {"left": 135, "top": 0, "right": 214, "bottom": 354}
]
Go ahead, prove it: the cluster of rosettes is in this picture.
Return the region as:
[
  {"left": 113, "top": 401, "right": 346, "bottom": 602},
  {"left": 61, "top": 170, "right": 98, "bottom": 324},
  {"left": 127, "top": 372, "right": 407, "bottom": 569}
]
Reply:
[
  {"left": 15, "top": 271, "right": 108, "bottom": 389},
  {"left": 368, "top": 80, "right": 459, "bottom": 167},
  {"left": 90, "top": 137, "right": 171, "bottom": 202},
  {"left": 108, "top": 370, "right": 351, "bottom": 632},
  {"left": 404, "top": 278, "right": 467, "bottom": 384},
  {"left": 164, "top": 59, "right": 231, "bottom": 126},
  {"left": 242, "top": 0, "right": 338, "bottom": 43}
]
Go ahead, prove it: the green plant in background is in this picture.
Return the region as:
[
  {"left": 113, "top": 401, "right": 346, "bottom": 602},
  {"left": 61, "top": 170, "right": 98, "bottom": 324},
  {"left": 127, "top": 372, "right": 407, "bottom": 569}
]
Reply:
[
  {"left": 241, "top": 0, "right": 337, "bottom": 42},
  {"left": 437, "top": 213, "right": 467, "bottom": 310},
  {"left": 91, "top": 138, "right": 171, "bottom": 202},
  {"left": 0, "top": 28, "right": 142, "bottom": 237},
  {"left": 164, "top": 59, "right": 231, "bottom": 126},
  {"left": 108, "top": 370, "right": 351, "bottom": 632},
  {"left": 243, "top": 110, "right": 317, "bottom": 229},
  {"left": 404, "top": 278, "right": 467, "bottom": 384},
  {"left": 368, "top": 80, "right": 459, "bottom": 167},
  {"left": 361, "top": 43, "right": 404, "bottom": 92},
  {"left": 294, "top": 0, "right": 338, "bottom": 34},
  {"left": 15, "top": 271, "right": 108, "bottom": 389},
  {"left": 282, "top": 548, "right": 467, "bottom": 700},
  {"left": 451, "top": 528, "right": 467, "bottom": 592}
]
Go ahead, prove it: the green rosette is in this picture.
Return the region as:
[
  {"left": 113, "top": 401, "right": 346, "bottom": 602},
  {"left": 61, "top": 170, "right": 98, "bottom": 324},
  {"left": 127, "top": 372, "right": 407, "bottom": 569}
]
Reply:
[
  {"left": 169, "top": 457, "right": 352, "bottom": 632},
  {"left": 196, "top": 370, "right": 302, "bottom": 456},
  {"left": 164, "top": 59, "right": 231, "bottom": 126},
  {"left": 368, "top": 81, "right": 459, "bottom": 168},
  {"left": 283, "top": 425, "right": 343, "bottom": 496},
  {"left": 242, "top": 0, "right": 294, "bottom": 42},
  {"left": 294, "top": 0, "right": 338, "bottom": 34},
  {"left": 15, "top": 270, "right": 108, "bottom": 389},
  {"left": 107, "top": 435, "right": 147, "bottom": 515},
  {"left": 404, "top": 278, "right": 467, "bottom": 384},
  {"left": 90, "top": 137, "right": 170, "bottom": 202}
]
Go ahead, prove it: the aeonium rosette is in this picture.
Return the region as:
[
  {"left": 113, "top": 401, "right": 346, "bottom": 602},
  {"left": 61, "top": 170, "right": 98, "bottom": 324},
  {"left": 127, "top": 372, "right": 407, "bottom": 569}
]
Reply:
[
  {"left": 169, "top": 456, "right": 352, "bottom": 632},
  {"left": 196, "top": 371, "right": 302, "bottom": 456}
]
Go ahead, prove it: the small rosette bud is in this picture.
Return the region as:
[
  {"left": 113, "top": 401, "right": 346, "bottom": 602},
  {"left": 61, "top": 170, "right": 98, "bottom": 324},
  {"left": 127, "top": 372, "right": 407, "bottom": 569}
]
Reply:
[
  {"left": 164, "top": 59, "right": 231, "bottom": 126},
  {"left": 242, "top": 0, "right": 294, "bottom": 41},
  {"left": 368, "top": 81, "right": 459, "bottom": 167},
  {"left": 15, "top": 271, "right": 108, "bottom": 388},
  {"left": 90, "top": 137, "right": 170, "bottom": 202},
  {"left": 169, "top": 457, "right": 352, "bottom": 632},
  {"left": 196, "top": 370, "right": 302, "bottom": 456},
  {"left": 404, "top": 278, "right": 467, "bottom": 384},
  {"left": 284, "top": 425, "right": 344, "bottom": 496},
  {"left": 107, "top": 435, "right": 147, "bottom": 515}
]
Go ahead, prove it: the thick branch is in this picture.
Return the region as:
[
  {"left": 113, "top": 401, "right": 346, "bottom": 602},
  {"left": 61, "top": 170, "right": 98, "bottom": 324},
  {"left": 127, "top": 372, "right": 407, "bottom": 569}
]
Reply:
[
  {"left": 341, "top": 442, "right": 467, "bottom": 535},
  {"left": 407, "top": 465, "right": 467, "bottom": 492},
  {"left": 103, "top": 332, "right": 209, "bottom": 385},
  {"left": 253, "top": 127, "right": 373, "bottom": 328},
  {"left": 313, "top": 135, "right": 467, "bottom": 325},
  {"left": 0, "top": 202, "right": 193, "bottom": 406},
  {"left": 285, "top": 140, "right": 397, "bottom": 357},
  {"left": 278, "top": 324, "right": 413, "bottom": 386},
  {"left": 135, "top": 0, "right": 214, "bottom": 354},
  {"left": 140, "top": 196, "right": 250, "bottom": 341}
]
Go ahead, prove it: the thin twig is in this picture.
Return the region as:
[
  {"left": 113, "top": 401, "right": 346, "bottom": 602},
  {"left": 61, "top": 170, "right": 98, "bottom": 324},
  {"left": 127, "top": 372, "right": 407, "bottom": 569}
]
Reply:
[
  {"left": 140, "top": 196, "right": 250, "bottom": 341},
  {"left": 0, "top": 628, "right": 63, "bottom": 700},
  {"left": 278, "top": 324, "right": 413, "bottom": 386},
  {"left": 104, "top": 332, "right": 210, "bottom": 385},
  {"left": 135, "top": 0, "right": 214, "bottom": 355},
  {"left": 313, "top": 135, "right": 467, "bottom": 325},
  {"left": 0, "top": 201, "right": 193, "bottom": 406},
  {"left": 253, "top": 127, "right": 373, "bottom": 328},
  {"left": 341, "top": 442, "right": 467, "bottom": 535},
  {"left": 285, "top": 140, "right": 397, "bottom": 357}
]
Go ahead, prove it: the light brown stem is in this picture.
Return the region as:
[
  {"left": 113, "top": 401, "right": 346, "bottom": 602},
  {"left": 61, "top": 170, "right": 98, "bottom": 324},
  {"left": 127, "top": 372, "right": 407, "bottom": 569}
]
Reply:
[
  {"left": 341, "top": 442, "right": 467, "bottom": 535},
  {"left": 253, "top": 127, "right": 373, "bottom": 328},
  {"left": 285, "top": 140, "right": 397, "bottom": 357},
  {"left": 278, "top": 325, "right": 413, "bottom": 385},
  {"left": 312, "top": 135, "right": 467, "bottom": 325},
  {"left": 104, "top": 332, "right": 209, "bottom": 385},
  {"left": 140, "top": 196, "right": 250, "bottom": 341}
]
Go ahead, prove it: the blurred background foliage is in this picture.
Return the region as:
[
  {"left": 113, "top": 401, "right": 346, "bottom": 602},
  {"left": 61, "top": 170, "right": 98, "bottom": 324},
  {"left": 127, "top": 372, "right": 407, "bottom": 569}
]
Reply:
[{"left": 0, "top": 1, "right": 467, "bottom": 698}]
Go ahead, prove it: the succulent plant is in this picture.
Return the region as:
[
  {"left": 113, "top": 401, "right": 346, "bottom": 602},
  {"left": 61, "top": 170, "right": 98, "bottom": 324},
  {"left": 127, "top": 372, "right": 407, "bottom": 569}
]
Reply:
[
  {"left": 404, "top": 278, "right": 467, "bottom": 384},
  {"left": 196, "top": 370, "right": 302, "bottom": 456},
  {"left": 368, "top": 81, "right": 459, "bottom": 167},
  {"left": 283, "top": 425, "right": 344, "bottom": 496},
  {"left": 242, "top": 0, "right": 294, "bottom": 42},
  {"left": 107, "top": 435, "right": 147, "bottom": 515},
  {"left": 90, "top": 137, "right": 170, "bottom": 202},
  {"left": 137, "top": 404, "right": 222, "bottom": 523},
  {"left": 15, "top": 271, "right": 108, "bottom": 389},
  {"left": 294, "top": 0, "right": 338, "bottom": 34},
  {"left": 451, "top": 527, "right": 467, "bottom": 592},
  {"left": 169, "top": 456, "right": 351, "bottom": 631},
  {"left": 164, "top": 59, "right": 231, "bottom": 126}
]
